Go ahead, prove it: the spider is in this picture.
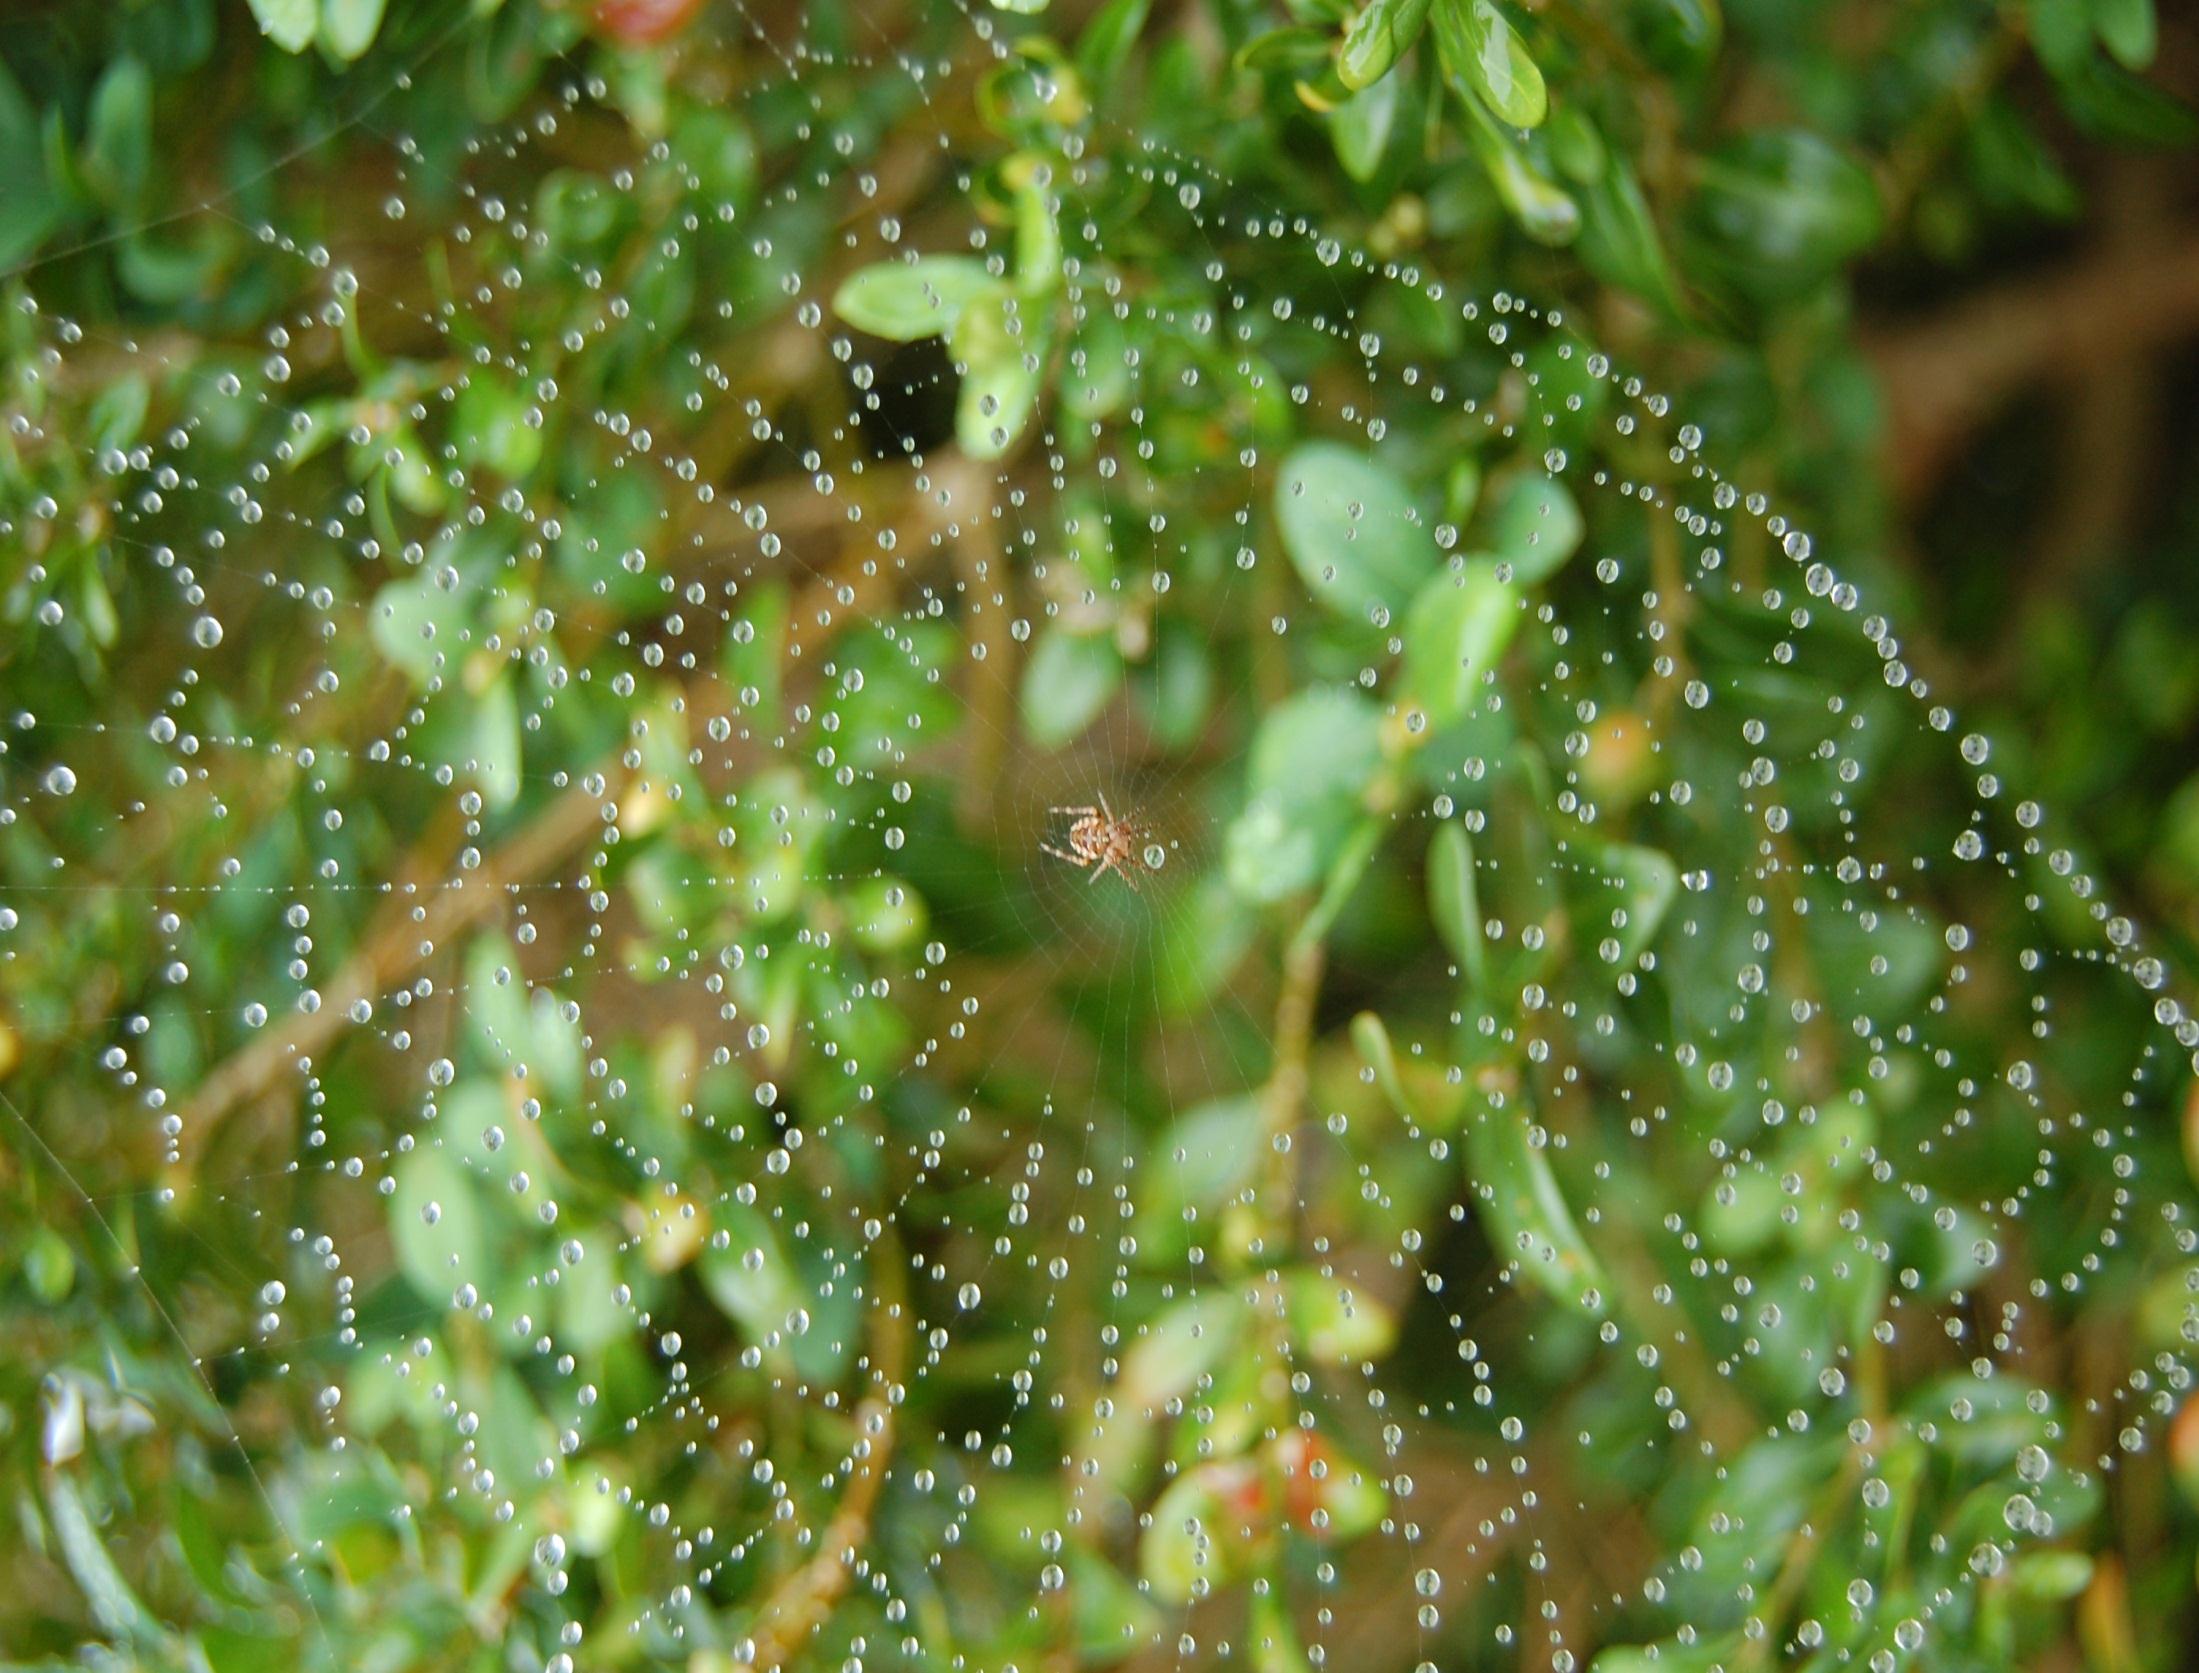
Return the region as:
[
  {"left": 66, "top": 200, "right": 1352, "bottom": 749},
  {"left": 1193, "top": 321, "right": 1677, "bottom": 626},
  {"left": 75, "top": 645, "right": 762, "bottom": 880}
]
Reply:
[{"left": 1041, "top": 794, "right": 1155, "bottom": 891}]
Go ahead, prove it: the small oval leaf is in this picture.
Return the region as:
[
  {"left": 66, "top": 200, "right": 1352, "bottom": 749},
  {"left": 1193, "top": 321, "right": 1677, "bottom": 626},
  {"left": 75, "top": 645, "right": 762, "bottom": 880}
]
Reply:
[
  {"left": 834, "top": 257, "right": 999, "bottom": 341},
  {"left": 1274, "top": 441, "right": 1440, "bottom": 618},
  {"left": 1434, "top": 0, "right": 1547, "bottom": 129},
  {"left": 1338, "top": 0, "right": 1434, "bottom": 90},
  {"left": 1020, "top": 626, "right": 1122, "bottom": 748},
  {"left": 1464, "top": 1100, "right": 1607, "bottom": 1313}
]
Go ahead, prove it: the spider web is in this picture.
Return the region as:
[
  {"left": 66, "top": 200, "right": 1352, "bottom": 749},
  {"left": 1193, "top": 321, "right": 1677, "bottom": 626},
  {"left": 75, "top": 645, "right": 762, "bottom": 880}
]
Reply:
[{"left": 2, "top": 4, "right": 2193, "bottom": 1673}]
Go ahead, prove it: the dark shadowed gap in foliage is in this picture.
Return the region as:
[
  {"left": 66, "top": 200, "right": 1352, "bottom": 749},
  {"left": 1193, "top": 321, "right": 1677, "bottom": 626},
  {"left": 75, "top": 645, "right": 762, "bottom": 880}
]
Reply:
[
  {"left": 1917, "top": 401, "right": 2062, "bottom": 657},
  {"left": 848, "top": 334, "right": 958, "bottom": 463}
]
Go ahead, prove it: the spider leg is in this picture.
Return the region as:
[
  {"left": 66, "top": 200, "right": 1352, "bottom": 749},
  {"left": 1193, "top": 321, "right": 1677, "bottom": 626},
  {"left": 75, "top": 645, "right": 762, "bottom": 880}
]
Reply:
[
  {"left": 1087, "top": 854, "right": 1115, "bottom": 886},
  {"left": 1099, "top": 789, "right": 1114, "bottom": 823},
  {"left": 1049, "top": 806, "right": 1096, "bottom": 818},
  {"left": 1040, "top": 843, "right": 1090, "bottom": 867}
]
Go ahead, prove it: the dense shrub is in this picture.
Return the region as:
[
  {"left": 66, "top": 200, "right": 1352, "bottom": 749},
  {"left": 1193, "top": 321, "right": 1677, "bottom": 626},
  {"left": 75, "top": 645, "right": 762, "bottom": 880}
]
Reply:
[{"left": 3, "top": 2, "right": 2197, "bottom": 1670}]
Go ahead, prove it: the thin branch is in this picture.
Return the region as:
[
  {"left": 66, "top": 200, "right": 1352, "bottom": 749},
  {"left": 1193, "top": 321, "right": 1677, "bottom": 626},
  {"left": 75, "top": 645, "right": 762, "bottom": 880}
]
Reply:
[
  {"left": 1257, "top": 928, "right": 1328, "bottom": 1250},
  {"left": 1867, "top": 225, "right": 2199, "bottom": 506},
  {"left": 174, "top": 776, "right": 608, "bottom": 1165},
  {"left": 744, "top": 1243, "right": 912, "bottom": 1671},
  {"left": 174, "top": 455, "right": 989, "bottom": 1155}
]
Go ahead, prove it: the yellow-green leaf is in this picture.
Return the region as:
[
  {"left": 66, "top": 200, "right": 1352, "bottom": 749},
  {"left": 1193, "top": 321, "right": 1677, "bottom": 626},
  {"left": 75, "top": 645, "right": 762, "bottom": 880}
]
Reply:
[
  {"left": 834, "top": 257, "right": 999, "bottom": 342},
  {"left": 953, "top": 287, "right": 1048, "bottom": 457},
  {"left": 1338, "top": 0, "right": 1434, "bottom": 90},
  {"left": 1433, "top": 0, "right": 1546, "bottom": 129},
  {"left": 1464, "top": 1102, "right": 1606, "bottom": 1313}
]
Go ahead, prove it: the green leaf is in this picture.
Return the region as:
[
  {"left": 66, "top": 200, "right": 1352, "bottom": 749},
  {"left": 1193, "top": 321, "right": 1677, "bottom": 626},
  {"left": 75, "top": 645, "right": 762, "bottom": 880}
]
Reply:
[
  {"left": 1628, "top": 0, "right": 1721, "bottom": 73},
  {"left": 471, "top": 673, "right": 523, "bottom": 808},
  {"left": 1432, "top": 0, "right": 1547, "bottom": 129},
  {"left": 1460, "top": 96, "right": 1579, "bottom": 242},
  {"left": 953, "top": 287, "right": 1048, "bottom": 458},
  {"left": 671, "top": 105, "right": 759, "bottom": 208},
  {"left": 1578, "top": 155, "right": 1683, "bottom": 311},
  {"left": 1690, "top": 130, "right": 1881, "bottom": 297},
  {"left": 171, "top": 1484, "right": 248, "bottom": 1608},
  {"left": 1067, "top": 1547, "right": 1163, "bottom": 1661},
  {"left": 1905, "top": 1372, "right": 2052, "bottom": 1470},
  {"left": 1222, "top": 804, "right": 1301, "bottom": 901},
  {"left": 2051, "top": 50, "right": 2197, "bottom": 145},
  {"left": 321, "top": 0, "right": 389, "bottom": 61},
  {"left": 1401, "top": 565, "right": 1518, "bottom": 729},
  {"left": 1284, "top": 1275, "right": 1398, "bottom": 1363},
  {"left": 1298, "top": 1435, "right": 1388, "bottom": 1536},
  {"left": 1331, "top": 68, "right": 1402, "bottom": 181},
  {"left": 23, "top": 1224, "right": 75, "bottom": 1303},
  {"left": 1464, "top": 1101, "right": 1607, "bottom": 1312},
  {"left": 1350, "top": 1011, "right": 1415, "bottom": 1120},
  {"left": 84, "top": 58, "right": 153, "bottom": 210},
  {"left": 847, "top": 873, "right": 926, "bottom": 954},
  {"left": 44, "top": 1474, "right": 155, "bottom": 1642},
  {"left": 0, "top": 65, "right": 61, "bottom": 270},
  {"left": 1236, "top": 26, "right": 1334, "bottom": 75},
  {"left": 1967, "top": 100, "right": 2079, "bottom": 219},
  {"left": 555, "top": 1243, "right": 630, "bottom": 1353},
  {"left": 1697, "top": 1163, "right": 1782, "bottom": 1255},
  {"left": 1141, "top": 1471, "right": 1232, "bottom": 1604},
  {"left": 1591, "top": 1633, "right": 1744, "bottom": 1672},
  {"left": 2091, "top": 0, "right": 2154, "bottom": 70},
  {"left": 451, "top": 371, "right": 542, "bottom": 481},
  {"left": 1227, "top": 689, "right": 1384, "bottom": 902},
  {"left": 1120, "top": 1290, "right": 1250, "bottom": 1409},
  {"left": 2028, "top": 0, "right": 2093, "bottom": 73},
  {"left": 1076, "top": 0, "right": 1152, "bottom": 94},
  {"left": 1155, "top": 874, "right": 1256, "bottom": 1013},
  {"left": 247, "top": 0, "right": 319, "bottom": 52},
  {"left": 1249, "top": 1586, "right": 1315, "bottom": 1673},
  {"left": 1675, "top": 1433, "right": 1840, "bottom": 1606},
  {"left": 1546, "top": 105, "right": 1607, "bottom": 182},
  {"left": 378, "top": 422, "right": 443, "bottom": 515},
  {"left": 833, "top": 257, "right": 999, "bottom": 341},
  {"left": 699, "top": 1205, "right": 804, "bottom": 1342},
  {"left": 1580, "top": 842, "right": 1678, "bottom": 968},
  {"left": 1338, "top": 0, "right": 1434, "bottom": 90},
  {"left": 1476, "top": 470, "right": 1583, "bottom": 581},
  {"left": 1013, "top": 175, "right": 1062, "bottom": 296},
  {"left": 388, "top": 1146, "right": 486, "bottom": 1306},
  {"left": 88, "top": 374, "right": 151, "bottom": 456},
  {"left": 1133, "top": 624, "right": 1214, "bottom": 750},
  {"left": 1299, "top": 816, "right": 1384, "bottom": 945},
  {"left": 370, "top": 566, "right": 474, "bottom": 685},
  {"left": 464, "top": 935, "right": 535, "bottom": 1067},
  {"left": 1020, "top": 626, "right": 1122, "bottom": 747},
  {"left": 2011, "top": 1549, "right": 2094, "bottom": 1601},
  {"left": 1252, "top": 690, "right": 1385, "bottom": 808},
  {"left": 1426, "top": 820, "right": 1487, "bottom": 987},
  {"left": 1273, "top": 441, "right": 1440, "bottom": 619}
]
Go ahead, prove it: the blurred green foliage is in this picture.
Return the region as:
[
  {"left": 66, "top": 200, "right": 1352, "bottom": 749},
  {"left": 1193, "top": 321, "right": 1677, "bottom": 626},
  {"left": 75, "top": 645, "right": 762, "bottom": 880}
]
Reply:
[{"left": 3, "top": 1, "right": 2198, "bottom": 1672}]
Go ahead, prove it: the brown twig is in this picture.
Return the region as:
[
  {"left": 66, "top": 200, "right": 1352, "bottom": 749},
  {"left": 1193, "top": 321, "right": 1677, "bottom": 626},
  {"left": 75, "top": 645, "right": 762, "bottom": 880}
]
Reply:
[
  {"left": 173, "top": 775, "right": 609, "bottom": 1166},
  {"left": 174, "top": 454, "right": 989, "bottom": 1155},
  {"left": 1866, "top": 224, "right": 2199, "bottom": 507},
  {"left": 1257, "top": 930, "right": 1327, "bottom": 1239},
  {"left": 1735, "top": 1446, "right": 1864, "bottom": 1673},
  {"left": 743, "top": 1243, "right": 912, "bottom": 1671}
]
